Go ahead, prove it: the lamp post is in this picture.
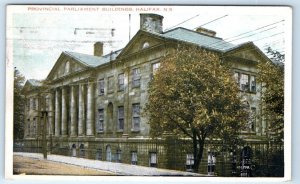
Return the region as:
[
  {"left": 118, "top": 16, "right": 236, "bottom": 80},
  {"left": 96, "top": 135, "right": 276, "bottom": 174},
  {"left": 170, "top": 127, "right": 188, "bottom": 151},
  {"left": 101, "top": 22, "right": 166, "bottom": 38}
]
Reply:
[{"left": 41, "top": 110, "right": 48, "bottom": 159}]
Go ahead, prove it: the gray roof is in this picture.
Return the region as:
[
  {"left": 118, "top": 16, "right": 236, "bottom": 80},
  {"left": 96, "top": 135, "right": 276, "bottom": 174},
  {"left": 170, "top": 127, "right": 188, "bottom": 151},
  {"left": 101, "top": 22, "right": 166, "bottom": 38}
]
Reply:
[
  {"left": 27, "top": 79, "right": 42, "bottom": 87},
  {"left": 161, "top": 27, "right": 236, "bottom": 52},
  {"left": 64, "top": 50, "right": 122, "bottom": 67}
]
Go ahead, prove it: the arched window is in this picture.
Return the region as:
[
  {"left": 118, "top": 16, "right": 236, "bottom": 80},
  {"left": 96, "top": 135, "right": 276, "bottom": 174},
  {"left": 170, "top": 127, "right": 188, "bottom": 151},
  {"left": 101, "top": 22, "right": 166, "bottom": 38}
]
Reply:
[
  {"left": 71, "top": 144, "right": 76, "bottom": 157},
  {"left": 106, "top": 145, "right": 112, "bottom": 162},
  {"left": 79, "top": 144, "right": 85, "bottom": 158},
  {"left": 141, "top": 42, "right": 150, "bottom": 49}
]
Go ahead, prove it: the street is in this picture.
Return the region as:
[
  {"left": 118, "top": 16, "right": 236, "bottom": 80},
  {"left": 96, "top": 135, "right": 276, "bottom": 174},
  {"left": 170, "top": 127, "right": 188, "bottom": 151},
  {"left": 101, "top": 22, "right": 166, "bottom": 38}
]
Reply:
[{"left": 13, "top": 155, "right": 115, "bottom": 175}]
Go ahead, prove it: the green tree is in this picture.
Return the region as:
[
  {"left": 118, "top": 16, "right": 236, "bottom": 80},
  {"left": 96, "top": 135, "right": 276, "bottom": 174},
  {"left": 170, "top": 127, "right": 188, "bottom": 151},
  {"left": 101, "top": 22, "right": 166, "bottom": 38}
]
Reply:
[
  {"left": 144, "top": 46, "right": 248, "bottom": 173},
  {"left": 14, "top": 67, "right": 25, "bottom": 140},
  {"left": 257, "top": 47, "right": 284, "bottom": 141}
]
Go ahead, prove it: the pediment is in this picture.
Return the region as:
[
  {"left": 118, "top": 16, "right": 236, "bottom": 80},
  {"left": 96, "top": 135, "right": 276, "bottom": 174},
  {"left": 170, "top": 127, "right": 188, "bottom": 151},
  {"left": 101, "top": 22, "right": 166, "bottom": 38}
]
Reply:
[
  {"left": 225, "top": 42, "right": 271, "bottom": 63},
  {"left": 46, "top": 52, "right": 87, "bottom": 80},
  {"left": 117, "top": 30, "right": 165, "bottom": 58},
  {"left": 230, "top": 50, "right": 262, "bottom": 62}
]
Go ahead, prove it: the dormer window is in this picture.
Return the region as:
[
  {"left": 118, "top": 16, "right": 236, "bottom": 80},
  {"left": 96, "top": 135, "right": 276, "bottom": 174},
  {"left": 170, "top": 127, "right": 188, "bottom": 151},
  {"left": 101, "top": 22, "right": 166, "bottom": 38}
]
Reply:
[{"left": 142, "top": 42, "right": 150, "bottom": 49}]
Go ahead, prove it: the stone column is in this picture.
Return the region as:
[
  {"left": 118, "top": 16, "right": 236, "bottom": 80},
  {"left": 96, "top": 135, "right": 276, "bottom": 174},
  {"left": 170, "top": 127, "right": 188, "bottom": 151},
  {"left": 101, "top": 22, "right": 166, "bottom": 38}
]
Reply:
[
  {"left": 55, "top": 88, "right": 61, "bottom": 136},
  {"left": 86, "top": 82, "right": 95, "bottom": 136},
  {"left": 61, "top": 87, "right": 68, "bottom": 136},
  {"left": 78, "top": 84, "right": 85, "bottom": 136},
  {"left": 70, "top": 85, "right": 78, "bottom": 136},
  {"left": 49, "top": 92, "right": 55, "bottom": 135}
]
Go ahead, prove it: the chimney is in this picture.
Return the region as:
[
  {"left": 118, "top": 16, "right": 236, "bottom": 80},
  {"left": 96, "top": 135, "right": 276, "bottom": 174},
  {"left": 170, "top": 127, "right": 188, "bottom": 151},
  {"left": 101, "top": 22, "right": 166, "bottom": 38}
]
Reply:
[
  {"left": 94, "top": 42, "right": 103, "bottom": 56},
  {"left": 195, "top": 27, "right": 216, "bottom": 37},
  {"left": 140, "top": 14, "right": 164, "bottom": 33}
]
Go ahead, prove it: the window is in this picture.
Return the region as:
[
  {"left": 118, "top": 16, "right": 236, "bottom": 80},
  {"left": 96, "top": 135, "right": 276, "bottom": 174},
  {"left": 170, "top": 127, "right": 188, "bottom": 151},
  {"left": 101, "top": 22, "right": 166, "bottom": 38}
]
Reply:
[
  {"left": 234, "top": 72, "right": 240, "bottom": 86},
  {"left": 186, "top": 154, "right": 194, "bottom": 171},
  {"left": 142, "top": 42, "right": 150, "bottom": 49},
  {"left": 79, "top": 144, "right": 85, "bottom": 158},
  {"left": 32, "top": 118, "right": 36, "bottom": 136},
  {"left": 32, "top": 98, "right": 36, "bottom": 110},
  {"left": 250, "top": 107, "right": 256, "bottom": 132},
  {"left": 132, "top": 103, "right": 140, "bottom": 131},
  {"left": 45, "top": 98, "right": 49, "bottom": 111},
  {"left": 27, "top": 119, "right": 30, "bottom": 136},
  {"left": 152, "top": 62, "right": 160, "bottom": 74},
  {"left": 96, "top": 148, "right": 102, "bottom": 160},
  {"left": 240, "top": 74, "right": 249, "bottom": 91},
  {"left": 131, "top": 151, "right": 138, "bottom": 165},
  {"left": 26, "top": 99, "right": 30, "bottom": 110},
  {"left": 118, "top": 106, "right": 124, "bottom": 131},
  {"left": 132, "top": 68, "right": 140, "bottom": 87},
  {"left": 149, "top": 152, "right": 157, "bottom": 167},
  {"left": 250, "top": 75, "right": 256, "bottom": 92},
  {"left": 71, "top": 144, "right": 77, "bottom": 157},
  {"left": 98, "top": 79, "right": 104, "bottom": 95},
  {"left": 116, "top": 149, "right": 122, "bottom": 163},
  {"left": 97, "top": 109, "right": 104, "bottom": 132},
  {"left": 118, "top": 73, "right": 125, "bottom": 91},
  {"left": 106, "top": 145, "right": 112, "bottom": 162},
  {"left": 108, "top": 76, "right": 114, "bottom": 93}
]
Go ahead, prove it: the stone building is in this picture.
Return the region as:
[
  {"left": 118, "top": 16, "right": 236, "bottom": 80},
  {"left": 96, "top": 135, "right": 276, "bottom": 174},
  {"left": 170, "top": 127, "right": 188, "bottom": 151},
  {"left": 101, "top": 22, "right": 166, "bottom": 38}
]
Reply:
[{"left": 21, "top": 13, "right": 282, "bottom": 176}]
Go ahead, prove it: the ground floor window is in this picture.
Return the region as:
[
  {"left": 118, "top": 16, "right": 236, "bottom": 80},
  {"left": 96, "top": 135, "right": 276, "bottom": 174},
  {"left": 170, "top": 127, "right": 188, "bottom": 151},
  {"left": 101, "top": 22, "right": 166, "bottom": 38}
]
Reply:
[
  {"left": 79, "top": 144, "right": 85, "bottom": 158},
  {"left": 186, "top": 153, "right": 194, "bottom": 171},
  {"left": 207, "top": 151, "right": 216, "bottom": 175},
  {"left": 131, "top": 151, "right": 138, "bottom": 165},
  {"left": 116, "top": 149, "right": 122, "bottom": 163},
  {"left": 149, "top": 152, "right": 157, "bottom": 167},
  {"left": 106, "top": 145, "right": 112, "bottom": 162},
  {"left": 71, "top": 144, "right": 76, "bottom": 157},
  {"left": 96, "top": 148, "right": 102, "bottom": 160}
]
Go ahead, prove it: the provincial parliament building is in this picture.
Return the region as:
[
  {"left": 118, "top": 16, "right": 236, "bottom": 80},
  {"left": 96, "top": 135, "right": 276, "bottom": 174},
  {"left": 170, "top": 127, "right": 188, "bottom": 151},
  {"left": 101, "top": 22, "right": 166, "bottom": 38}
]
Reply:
[{"left": 20, "top": 13, "right": 283, "bottom": 176}]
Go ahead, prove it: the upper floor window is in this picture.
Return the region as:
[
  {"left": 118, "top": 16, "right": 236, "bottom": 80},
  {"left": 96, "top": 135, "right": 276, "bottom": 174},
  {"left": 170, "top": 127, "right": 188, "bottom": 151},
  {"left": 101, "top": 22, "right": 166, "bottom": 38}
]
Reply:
[
  {"left": 108, "top": 76, "right": 114, "bottom": 93},
  {"left": 250, "top": 75, "right": 256, "bottom": 92},
  {"left": 152, "top": 62, "right": 160, "bottom": 75},
  {"left": 118, "top": 73, "right": 125, "bottom": 91},
  {"left": 132, "top": 68, "right": 141, "bottom": 88},
  {"left": 32, "top": 98, "right": 37, "bottom": 110},
  {"left": 132, "top": 103, "right": 140, "bottom": 131},
  {"left": 98, "top": 79, "right": 105, "bottom": 95},
  {"left": 118, "top": 106, "right": 124, "bottom": 131},
  {"left": 240, "top": 74, "right": 249, "bottom": 91},
  {"left": 234, "top": 72, "right": 240, "bottom": 86},
  {"left": 27, "top": 99, "right": 30, "bottom": 110},
  {"left": 97, "top": 109, "right": 104, "bottom": 132}
]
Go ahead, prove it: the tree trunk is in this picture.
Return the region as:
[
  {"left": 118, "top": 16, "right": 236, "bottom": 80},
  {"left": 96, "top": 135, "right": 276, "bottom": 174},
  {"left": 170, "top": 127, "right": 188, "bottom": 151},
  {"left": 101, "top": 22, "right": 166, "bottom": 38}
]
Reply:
[{"left": 192, "top": 133, "right": 205, "bottom": 173}]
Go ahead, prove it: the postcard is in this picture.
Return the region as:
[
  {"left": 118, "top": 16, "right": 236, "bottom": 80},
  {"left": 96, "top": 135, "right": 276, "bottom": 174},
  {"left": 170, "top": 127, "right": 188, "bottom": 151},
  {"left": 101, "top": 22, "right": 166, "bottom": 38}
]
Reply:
[{"left": 5, "top": 5, "right": 292, "bottom": 182}]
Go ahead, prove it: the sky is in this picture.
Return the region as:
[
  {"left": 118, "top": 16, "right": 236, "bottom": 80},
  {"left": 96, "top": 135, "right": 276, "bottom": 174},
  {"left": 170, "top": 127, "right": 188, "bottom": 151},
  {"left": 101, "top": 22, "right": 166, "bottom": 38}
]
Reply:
[{"left": 6, "top": 5, "right": 291, "bottom": 80}]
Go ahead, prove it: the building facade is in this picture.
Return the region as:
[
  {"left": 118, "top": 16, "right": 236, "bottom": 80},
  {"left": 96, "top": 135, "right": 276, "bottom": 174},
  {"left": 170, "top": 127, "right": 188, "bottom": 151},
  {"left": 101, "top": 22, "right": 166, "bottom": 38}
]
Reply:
[{"left": 20, "top": 14, "right": 283, "bottom": 176}]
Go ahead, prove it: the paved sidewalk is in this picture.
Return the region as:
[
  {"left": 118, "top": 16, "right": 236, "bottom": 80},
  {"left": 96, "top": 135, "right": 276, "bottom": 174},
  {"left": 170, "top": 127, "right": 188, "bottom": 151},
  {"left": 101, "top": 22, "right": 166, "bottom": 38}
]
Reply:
[{"left": 14, "top": 152, "right": 203, "bottom": 176}]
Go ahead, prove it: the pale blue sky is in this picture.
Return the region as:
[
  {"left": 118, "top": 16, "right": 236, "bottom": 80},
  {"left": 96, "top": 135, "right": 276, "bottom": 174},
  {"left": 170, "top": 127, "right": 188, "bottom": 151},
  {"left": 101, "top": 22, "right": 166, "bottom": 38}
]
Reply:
[{"left": 7, "top": 6, "right": 290, "bottom": 80}]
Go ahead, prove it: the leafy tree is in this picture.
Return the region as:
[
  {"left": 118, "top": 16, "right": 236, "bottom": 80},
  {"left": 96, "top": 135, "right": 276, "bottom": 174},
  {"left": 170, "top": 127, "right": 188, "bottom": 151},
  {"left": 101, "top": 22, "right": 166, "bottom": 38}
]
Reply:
[
  {"left": 14, "top": 67, "right": 25, "bottom": 140},
  {"left": 144, "top": 45, "right": 248, "bottom": 173},
  {"left": 257, "top": 47, "right": 284, "bottom": 141}
]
